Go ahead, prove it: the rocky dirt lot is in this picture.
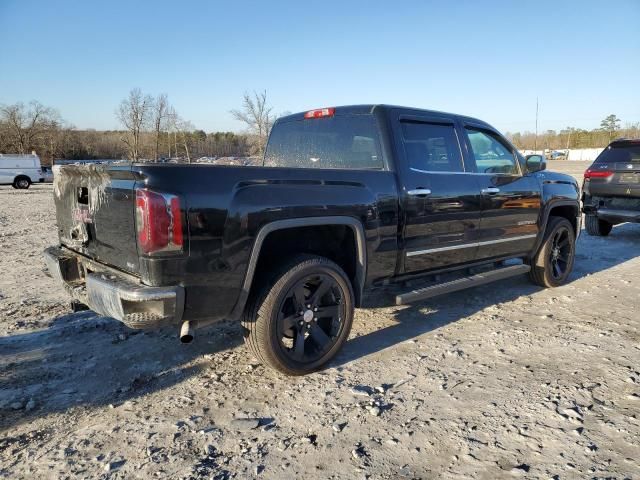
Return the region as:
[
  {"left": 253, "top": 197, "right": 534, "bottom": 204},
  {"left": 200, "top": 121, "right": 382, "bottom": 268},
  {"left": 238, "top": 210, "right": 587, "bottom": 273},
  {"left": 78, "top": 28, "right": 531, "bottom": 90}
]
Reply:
[{"left": 1, "top": 162, "right": 639, "bottom": 479}]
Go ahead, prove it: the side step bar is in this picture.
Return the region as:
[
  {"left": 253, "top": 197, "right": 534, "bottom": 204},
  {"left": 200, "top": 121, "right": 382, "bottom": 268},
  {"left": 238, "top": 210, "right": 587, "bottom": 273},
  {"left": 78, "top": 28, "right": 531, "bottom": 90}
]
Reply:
[{"left": 395, "top": 264, "right": 531, "bottom": 305}]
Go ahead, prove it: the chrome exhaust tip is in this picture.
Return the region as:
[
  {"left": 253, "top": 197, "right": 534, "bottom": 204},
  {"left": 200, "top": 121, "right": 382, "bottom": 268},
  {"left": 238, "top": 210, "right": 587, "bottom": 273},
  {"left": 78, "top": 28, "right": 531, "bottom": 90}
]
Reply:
[{"left": 179, "top": 320, "right": 193, "bottom": 343}]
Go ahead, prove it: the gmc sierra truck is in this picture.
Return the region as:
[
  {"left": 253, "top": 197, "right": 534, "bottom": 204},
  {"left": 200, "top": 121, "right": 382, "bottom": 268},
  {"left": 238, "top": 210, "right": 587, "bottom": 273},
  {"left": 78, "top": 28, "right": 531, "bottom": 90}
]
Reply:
[{"left": 44, "top": 105, "right": 581, "bottom": 375}]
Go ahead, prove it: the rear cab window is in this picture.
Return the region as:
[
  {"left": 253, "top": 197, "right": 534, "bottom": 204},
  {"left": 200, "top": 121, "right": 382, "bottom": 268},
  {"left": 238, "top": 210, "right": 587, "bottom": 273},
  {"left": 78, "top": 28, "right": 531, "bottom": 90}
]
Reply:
[
  {"left": 264, "top": 114, "right": 384, "bottom": 170},
  {"left": 594, "top": 144, "right": 640, "bottom": 164}
]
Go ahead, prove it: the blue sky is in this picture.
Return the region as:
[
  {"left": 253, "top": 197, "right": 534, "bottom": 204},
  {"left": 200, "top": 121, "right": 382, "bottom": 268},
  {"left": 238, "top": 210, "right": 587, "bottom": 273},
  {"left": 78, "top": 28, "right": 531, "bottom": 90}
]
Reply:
[{"left": 0, "top": 0, "right": 638, "bottom": 134}]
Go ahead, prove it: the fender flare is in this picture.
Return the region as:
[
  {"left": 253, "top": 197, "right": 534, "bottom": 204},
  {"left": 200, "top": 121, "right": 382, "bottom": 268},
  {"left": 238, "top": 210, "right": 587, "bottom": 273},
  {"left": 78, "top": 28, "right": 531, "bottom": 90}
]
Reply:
[
  {"left": 530, "top": 199, "right": 580, "bottom": 256},
  {"left": 229, "top": 216, "right": 367, "bottom": 320}
]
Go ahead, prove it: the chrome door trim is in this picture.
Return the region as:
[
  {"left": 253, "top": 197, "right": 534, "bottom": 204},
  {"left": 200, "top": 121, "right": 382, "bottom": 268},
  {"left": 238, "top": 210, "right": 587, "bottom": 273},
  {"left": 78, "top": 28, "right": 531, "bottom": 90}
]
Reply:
[{"left": 406, "top": 234, "right": 537, "bottom": 257}]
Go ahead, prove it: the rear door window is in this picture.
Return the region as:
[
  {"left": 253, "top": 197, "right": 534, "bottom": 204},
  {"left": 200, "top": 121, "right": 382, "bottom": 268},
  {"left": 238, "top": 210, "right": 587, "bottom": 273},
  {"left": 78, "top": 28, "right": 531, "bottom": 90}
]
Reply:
[
  {"left": 264, "top": 114, "right": 383, "bottom": 169},
  {"left": 400, "top": 122, "right": 464, "bottom": 172}
]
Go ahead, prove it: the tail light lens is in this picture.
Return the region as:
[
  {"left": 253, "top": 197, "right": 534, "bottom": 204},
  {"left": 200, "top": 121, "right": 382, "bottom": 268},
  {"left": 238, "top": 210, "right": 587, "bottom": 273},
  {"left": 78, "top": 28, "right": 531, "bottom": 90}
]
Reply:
[
  {"left": 584, "top": 169, "right": 613, "bottom": 180},
  {"left": 135, "top": 189, "right": 184, "bottom": 255}
]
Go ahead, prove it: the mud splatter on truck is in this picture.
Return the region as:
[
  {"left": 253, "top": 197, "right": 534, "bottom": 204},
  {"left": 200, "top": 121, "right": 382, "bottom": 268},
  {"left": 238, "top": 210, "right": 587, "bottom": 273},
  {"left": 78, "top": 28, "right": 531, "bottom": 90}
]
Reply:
[{"left": 51, "top": 163, "right": 141, "bottom": 275}]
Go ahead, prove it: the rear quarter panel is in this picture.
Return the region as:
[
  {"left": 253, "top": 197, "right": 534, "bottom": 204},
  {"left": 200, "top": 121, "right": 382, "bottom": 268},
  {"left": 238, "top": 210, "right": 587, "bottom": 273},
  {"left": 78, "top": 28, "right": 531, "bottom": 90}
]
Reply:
[{"left": 137, "top": 164, "right": 399, "bottom": 325}]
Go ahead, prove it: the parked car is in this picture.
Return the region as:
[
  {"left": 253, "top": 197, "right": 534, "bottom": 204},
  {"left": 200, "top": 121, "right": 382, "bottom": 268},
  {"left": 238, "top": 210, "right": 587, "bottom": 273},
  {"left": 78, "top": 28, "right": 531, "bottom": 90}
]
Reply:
[
  {"left": 582, "top": 138, "right": 640, "bottom": 235},
  {"left": 44, "top": 105, "right": 581, "bottom": 374},
  {"left": 547, "top": 150, "right": 568, "bottom": 161},
  {"left": 0, "top": 153, "right": 42, "bottom": 189}
]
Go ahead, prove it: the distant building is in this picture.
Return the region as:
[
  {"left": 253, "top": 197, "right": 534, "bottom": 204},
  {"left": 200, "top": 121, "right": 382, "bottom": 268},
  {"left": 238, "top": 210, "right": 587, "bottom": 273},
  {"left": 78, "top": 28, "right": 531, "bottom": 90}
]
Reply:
[{"left": 53, "top": 159, "right": 122, "bottom": 165}]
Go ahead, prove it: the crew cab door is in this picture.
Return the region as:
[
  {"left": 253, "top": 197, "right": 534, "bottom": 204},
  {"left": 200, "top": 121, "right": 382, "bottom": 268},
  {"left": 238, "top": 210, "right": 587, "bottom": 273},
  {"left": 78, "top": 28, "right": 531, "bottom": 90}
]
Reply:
[
  {"left": 461, "top": 125, "right": 541, "bottom": 260},
  {"left": 394, "top": 115, "right": 483, "bottom": 273}
]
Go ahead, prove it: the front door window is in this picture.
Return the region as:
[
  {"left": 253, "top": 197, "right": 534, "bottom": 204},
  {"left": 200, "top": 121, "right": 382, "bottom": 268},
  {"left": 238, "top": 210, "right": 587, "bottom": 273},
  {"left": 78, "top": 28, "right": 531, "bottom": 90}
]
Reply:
[{"left": 465, "top": 128, "right": 519, "bottom": 175}]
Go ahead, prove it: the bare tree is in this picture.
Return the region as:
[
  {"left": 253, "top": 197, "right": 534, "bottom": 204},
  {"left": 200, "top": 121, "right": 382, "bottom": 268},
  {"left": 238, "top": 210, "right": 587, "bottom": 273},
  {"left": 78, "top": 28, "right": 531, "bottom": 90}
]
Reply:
[
  {"left": 0, "top": 101, "right": 61, "bottom": 154},
  {"left": 152, "top": 93, "right": 171, "bottom": 160},
  {"left": 164, "top": 106, "right": 179, "bottom": 158},
  {"left": 116, "top": 88, "right": 153, "bottom": 161},
  {"left": 230, "top": 90, "right": 274, "bottom": 155},
  {"left": 175, "top": 117, "right": 195, "bottom": 163}
]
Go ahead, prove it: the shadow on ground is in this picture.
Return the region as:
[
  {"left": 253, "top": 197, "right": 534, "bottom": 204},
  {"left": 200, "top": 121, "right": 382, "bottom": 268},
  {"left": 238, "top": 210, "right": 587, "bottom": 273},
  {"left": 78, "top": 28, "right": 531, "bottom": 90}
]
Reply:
[
  {"left": 1, "top": 224, "right": 638, "bottom": 432},
  {"left": 334, "top": 222, "right": 640, "bottom": 367},
  {"left": 0, "top": 313, "right": 243, "bottom": 432}
]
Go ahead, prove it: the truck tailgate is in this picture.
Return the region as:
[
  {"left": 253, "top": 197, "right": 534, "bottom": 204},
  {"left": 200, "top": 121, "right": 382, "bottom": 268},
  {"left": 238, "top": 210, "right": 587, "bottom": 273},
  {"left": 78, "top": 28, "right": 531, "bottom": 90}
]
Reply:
[{"left": 53, "top": 164, "right": 140, "bottom": 274}]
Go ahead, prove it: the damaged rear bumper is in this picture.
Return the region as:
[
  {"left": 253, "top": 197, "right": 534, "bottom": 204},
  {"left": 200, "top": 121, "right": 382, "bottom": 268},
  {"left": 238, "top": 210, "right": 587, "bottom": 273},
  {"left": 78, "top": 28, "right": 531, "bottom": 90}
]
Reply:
[{"left": 43, "top": 245, "right": 184, "bottom": 329}]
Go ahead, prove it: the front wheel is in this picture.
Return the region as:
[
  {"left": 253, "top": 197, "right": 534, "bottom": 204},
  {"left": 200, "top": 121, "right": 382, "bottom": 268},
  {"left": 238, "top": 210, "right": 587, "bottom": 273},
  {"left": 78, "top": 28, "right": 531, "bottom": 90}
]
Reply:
[
  {"left": 242, "top": 255, "right": 354, "bottom": 375},
  {"left": 529, "top": 217, "right": 576, "bottom": 288},
  {"left": 14, "top": 177, "right": 31, "bottom": 189}
]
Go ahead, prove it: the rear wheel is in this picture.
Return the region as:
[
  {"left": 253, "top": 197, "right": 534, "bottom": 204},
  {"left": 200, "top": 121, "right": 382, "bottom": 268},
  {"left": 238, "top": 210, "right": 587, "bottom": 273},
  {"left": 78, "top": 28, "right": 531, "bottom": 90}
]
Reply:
[
  {"left": 14, "top": 177, "right": 31, "bottom": 189},
  {"left": 70, "top": 300, "right": 89, "bottom": 313},
  {"left": 585, "top": 214, "right": 612, "bottom": 236},
  {"left": 529, "top": 217, "right": 576, "bottom": 288},
  {"left": 242, "top": 255, "right": 354, "bottom": 375}
]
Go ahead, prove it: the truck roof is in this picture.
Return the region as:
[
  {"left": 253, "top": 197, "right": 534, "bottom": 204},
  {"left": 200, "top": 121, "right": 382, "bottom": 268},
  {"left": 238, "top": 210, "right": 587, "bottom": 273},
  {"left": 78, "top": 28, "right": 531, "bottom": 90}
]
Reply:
[
  {"left": 0, "top": 153, "right": 40, "bottom": 158},
  {"left": 276, "top": 104, "right": 494, "bottom": 130}
]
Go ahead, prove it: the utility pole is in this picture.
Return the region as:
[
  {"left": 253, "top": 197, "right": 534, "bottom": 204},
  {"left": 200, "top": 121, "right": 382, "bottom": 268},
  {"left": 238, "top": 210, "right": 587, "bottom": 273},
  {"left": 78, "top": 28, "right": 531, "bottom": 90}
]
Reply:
[{"left": 534, "top": 97, "right": 539, "bottom": 151}]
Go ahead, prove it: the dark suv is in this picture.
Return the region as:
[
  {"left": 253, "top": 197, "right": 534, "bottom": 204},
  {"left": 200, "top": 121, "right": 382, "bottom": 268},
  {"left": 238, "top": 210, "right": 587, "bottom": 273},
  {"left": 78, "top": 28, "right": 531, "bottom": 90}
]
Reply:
[{"left": 582, "top": 139, "right": 640, "bottom": 236}]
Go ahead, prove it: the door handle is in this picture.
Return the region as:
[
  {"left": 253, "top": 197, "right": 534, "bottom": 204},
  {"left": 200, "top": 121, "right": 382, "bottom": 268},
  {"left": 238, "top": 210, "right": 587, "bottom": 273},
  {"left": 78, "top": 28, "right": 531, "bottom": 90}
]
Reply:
[
  {"left": 407, "top": 188, "right": 432, "bottom": 197},
  {"left": 481, "top": 187, "right": 500, "bottom": 194}
]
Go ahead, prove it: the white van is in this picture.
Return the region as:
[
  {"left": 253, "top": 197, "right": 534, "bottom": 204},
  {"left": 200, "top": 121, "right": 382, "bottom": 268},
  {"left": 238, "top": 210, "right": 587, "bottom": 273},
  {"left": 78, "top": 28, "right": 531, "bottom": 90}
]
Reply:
[{"left": 0, "top": 153, "right": 43, "bottom": 189}]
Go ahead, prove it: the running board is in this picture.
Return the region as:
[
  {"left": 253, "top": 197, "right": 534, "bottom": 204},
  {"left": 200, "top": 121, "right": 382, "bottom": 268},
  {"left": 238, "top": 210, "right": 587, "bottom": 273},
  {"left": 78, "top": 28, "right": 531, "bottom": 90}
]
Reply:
[{"left": 395, "top": 264, "right": 531, "bottom": 305}]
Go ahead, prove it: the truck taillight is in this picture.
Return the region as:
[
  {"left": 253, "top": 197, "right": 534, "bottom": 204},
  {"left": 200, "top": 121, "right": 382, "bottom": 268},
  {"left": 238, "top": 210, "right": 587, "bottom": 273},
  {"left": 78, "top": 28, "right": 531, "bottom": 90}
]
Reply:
[
  {"left": 135, "top": 189, "right": 184, "bottom": 255},
  {"left": 304, "top": 107, "right": 335, "bottom": 119},
  {"left": 584, "top": 169, "right": 613, "bottom": 180}
]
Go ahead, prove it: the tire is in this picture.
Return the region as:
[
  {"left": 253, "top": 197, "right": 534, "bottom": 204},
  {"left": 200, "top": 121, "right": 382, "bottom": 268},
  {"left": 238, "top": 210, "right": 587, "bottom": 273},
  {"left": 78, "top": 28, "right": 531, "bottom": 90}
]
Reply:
[
  {"left": 585, "top": 214, "right": 612, "bottom": 236},
  {"left": 529, "top": 216, "right": 576, "bottom": 288},
  {"left": 14, "top": 177, "right": 31, "bottom": 189},
  {"left": 242, "top": 254, "right": 355, "bottom": 375},
  {"left": 70, "top": 300, "right": 90, "bottom": 313}
]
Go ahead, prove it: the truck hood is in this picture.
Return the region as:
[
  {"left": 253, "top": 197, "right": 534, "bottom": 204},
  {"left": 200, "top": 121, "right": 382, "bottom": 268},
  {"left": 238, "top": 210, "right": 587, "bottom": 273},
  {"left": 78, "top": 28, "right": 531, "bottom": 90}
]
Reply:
[{"left": 537, "top": 169, "right": 579, "bottom": 188}]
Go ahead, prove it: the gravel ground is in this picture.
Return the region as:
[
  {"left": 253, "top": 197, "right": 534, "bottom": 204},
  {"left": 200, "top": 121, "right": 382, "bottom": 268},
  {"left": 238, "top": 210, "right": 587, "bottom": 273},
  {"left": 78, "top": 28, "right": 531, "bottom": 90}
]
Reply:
[{"left": 1, "top": 163, "right": 639, "bottom": 479}]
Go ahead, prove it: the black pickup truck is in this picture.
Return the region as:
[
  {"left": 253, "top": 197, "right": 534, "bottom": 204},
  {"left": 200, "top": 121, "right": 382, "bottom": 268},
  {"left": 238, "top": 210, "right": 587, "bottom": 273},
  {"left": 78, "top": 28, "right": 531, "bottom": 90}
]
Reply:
[{"left": 45, "top": 105, "right": 581, "bottom": 374}]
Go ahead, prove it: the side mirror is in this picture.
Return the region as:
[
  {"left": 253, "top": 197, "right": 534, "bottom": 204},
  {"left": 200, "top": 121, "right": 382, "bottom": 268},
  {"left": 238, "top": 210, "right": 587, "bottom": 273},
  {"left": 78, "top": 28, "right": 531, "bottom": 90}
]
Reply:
[{"left": 525, "top": 154, "right": 546, "bottom": 173}]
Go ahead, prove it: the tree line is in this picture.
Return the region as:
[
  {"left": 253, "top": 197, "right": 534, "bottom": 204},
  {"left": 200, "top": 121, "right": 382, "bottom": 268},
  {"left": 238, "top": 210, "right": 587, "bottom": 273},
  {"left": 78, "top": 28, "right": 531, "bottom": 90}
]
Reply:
[
  {"left": 1, "top": 93, "right": 637, "bottom": 164},
  {"left": 506, "top": 114, "right": 639, "bottom": 151},
  {"left": 0, "top": 89, "right": 274, "bottom": 164}
]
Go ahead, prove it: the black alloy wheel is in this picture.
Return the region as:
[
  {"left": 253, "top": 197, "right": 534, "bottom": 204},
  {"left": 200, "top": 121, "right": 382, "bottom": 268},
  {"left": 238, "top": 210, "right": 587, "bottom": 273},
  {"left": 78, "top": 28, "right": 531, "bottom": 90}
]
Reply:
[
  {"left": 242, "top": 255, "right": 355, "bottom": 375},
  {"left": 548, "top": 226, "right": 572, "bottom": 281},
  {"left": 276, "top": 273, "right": 346, "bottom": 364},
  {"left": 529, "top": 216, "right": 576, "bottom": 288}
]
